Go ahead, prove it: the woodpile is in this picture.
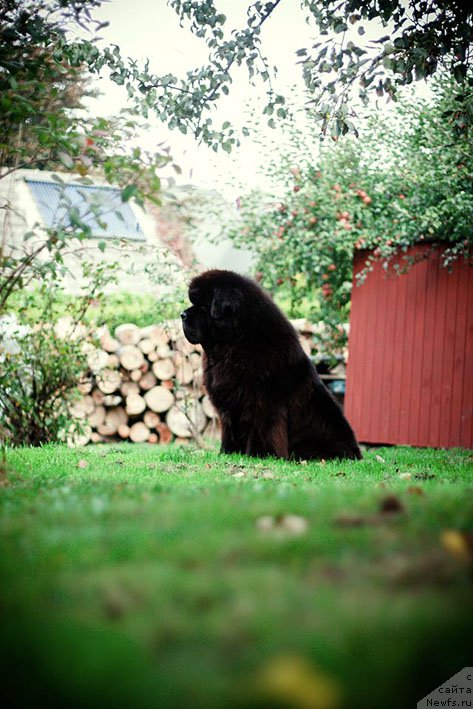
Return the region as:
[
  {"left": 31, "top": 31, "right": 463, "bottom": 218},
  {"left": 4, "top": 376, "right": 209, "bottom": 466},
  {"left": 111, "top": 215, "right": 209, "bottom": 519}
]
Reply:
[
  {"left": 69, "top": 317, "right": 344, "bottom": 446},
  {"left": 71, "top": 321, "right": 221, "bottom": 446}
]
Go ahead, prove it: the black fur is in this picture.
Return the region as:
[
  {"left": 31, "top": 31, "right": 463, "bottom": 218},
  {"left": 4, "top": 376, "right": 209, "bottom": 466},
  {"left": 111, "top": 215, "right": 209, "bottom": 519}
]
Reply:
[{"left": 181, "top": 269, "right": 361, "bottom": 460}]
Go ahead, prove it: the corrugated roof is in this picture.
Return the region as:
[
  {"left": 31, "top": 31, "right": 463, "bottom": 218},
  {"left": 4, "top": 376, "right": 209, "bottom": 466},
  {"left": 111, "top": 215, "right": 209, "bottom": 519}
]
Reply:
[{"left": 25, "top": 179, "right": 146, "bottom": 240}]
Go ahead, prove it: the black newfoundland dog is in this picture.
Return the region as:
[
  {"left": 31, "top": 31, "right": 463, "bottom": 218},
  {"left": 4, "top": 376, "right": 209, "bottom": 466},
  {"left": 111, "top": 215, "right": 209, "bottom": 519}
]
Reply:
[{"left": 181, "top": 269, "right": 361, "bottom": 461}]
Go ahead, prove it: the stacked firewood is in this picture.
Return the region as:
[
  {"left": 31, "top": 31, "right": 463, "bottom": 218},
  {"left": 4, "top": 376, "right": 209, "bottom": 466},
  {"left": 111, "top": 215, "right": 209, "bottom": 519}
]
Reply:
[
  {"left": 67, "top": 318, "right": 346, "bottom": 446},
  {"left": 69, "top": 320, "right": 219, "bottom": 446}
]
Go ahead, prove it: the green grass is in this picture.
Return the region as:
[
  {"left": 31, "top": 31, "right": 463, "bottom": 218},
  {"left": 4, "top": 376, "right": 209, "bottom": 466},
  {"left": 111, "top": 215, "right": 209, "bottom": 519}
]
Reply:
[{"left": 1, "top": 444, "right": 472, "bottom": 709}]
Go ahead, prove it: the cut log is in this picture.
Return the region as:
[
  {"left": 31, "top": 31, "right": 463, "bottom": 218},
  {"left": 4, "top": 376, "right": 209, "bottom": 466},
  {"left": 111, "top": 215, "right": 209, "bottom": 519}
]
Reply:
[
  {"left": 90, "top": 432, "right": 105, "bottom": 444},
  {"left": 161, "top": 380, "right": 174, "bottom": 391},
  {"left": 166, "top": 400, "right": 206, "bottom": 438},
  {"left": 96, "top": 368, "right": 122, "bottom": 394},
  {"left": 148, "top": 432, "right": 158, "bottom": 444},
  {"left": 117, "top": 424, "right": 130, "bottom": 439},
  {"left": 139, "top": 371, "right": 157, "bottom": 391},
  {"left": 143, "top": 410, "right": 160, "bottom": 429},
  {"left": 97, "top": 422, "right": 117, "bottom": 437},
  {"left": 175, "top": 387, "right": 193, "bottom": 401},
  {"left": 77, "top": 379, "right": 93, "bottom": 394},
  {"left": 157, "top": 345, "right": 173, "bottom": 359},
  {"left": 173, "top": 337, "right": 195, "bottom": 355},
  {"left": 115, "top": 323, "right": 141, "bottom": 346},
  {"left": 92, "top": 389, "right": 105, "bottom": 405},
  {"left": 120, "top": 381, "right": 140, "bottom": 397},
  {"left": 138, "top": 338, "right": 155, "bottom": 355},
  {"left": 147, "top": 350, "right": 158, "bottom": 362},
  {"left": 99, "top": 328, "right": 120, "bottom": 353},
  {"left": 70, "top": 395, "right": 95, "bottom": 419},
  {"left": 130, "top": 368, "right": 143, "bottom": 382},
  {"left": 129, "top": 421, "right": 150, "bottom": 443},
  {"left": 202, "top": 395, "right": 218, "bottom": 419},
  {"left": 175, "top": 360, "right": 193, "bottom": 385},
  {"left": 106, "top": 353, "right": 120, "bottom": 369},
  {"left": 118, "top": 345, "right": 145, "bottom": 371},
  {"left": 203, "top": 419, "right": 221, "bottom": 441},
  {"left": 87, "top": 405, "right": 106, "bottom": 428},
  {"left": 105, "top": 406, "right": 128, "bottom": 431},
  {"left": 87, "top": 348, "right": 109, "bottom": 373},
  {"left": 103, "top": 394, "right": 122, "bottom": 407},
  {"left": 163, "top": 320, "right": 182, "bottom": 341},
  {"left": 173, "top": 351, "right": 184, "bottom": 366},
  {"left": 192, "top": 369, "right": 203, "bottom": 388},
  {"left": 189, "top": 352, "right": 202, "bottom": 371},
  {"left": 152, "top": 359, "right": 175, "bottom": 381},
  {"left": 156, "top": 422, "right": 172, "bottom": 445},
  {"left": 140, "top": 325, "right": 169, "bottom": 346},
  {"left": 68, "top": 424, "right": 92, "bottom": 447},
  {"left": 184, "top": 399, "right": 208, "bottom": 433},
  {"left": 144, "top": 386, "right": 174, "bottom": 413},
  {"left": 125, "top": 393, "right": 146, "bottom": 416}
]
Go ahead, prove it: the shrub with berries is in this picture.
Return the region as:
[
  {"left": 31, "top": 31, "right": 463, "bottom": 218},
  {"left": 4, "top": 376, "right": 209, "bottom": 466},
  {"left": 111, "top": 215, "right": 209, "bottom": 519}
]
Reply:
[{"left": 225, "top": 79, "right": 473, "bottom": 357}]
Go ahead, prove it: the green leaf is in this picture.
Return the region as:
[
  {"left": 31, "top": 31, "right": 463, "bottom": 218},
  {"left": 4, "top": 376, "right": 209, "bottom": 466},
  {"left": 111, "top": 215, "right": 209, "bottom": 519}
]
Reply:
[{"left": 121, "top": 184, "right": 139, "bottom": 202}]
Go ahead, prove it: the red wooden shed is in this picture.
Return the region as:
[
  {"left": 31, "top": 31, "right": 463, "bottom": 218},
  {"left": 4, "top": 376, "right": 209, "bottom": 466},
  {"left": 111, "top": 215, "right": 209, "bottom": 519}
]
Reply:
[{"left": 344, "top": 244, "right": 473, "bottom": 448}]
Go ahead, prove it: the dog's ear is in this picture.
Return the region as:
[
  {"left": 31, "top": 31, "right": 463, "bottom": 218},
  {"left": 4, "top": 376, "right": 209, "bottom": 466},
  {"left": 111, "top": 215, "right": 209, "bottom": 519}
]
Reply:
[
  {"left": 189, "top": 285, "right": 202, "bottom": 306},
  {"left": 210, "top": 288, "right": 243, "bottom": 320}
]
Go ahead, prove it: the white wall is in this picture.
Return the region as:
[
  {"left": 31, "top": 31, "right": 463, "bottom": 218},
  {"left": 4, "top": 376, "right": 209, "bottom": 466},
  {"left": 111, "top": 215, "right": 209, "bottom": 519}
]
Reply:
[{"left": 0, "top": 169, "right": 184, "bottom": 295}]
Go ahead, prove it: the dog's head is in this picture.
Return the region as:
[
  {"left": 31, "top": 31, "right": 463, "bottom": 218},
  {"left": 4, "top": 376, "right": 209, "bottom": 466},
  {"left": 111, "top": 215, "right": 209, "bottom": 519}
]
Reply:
[{"left": 181, "top": 270, "right": 248, "bottom": 347}]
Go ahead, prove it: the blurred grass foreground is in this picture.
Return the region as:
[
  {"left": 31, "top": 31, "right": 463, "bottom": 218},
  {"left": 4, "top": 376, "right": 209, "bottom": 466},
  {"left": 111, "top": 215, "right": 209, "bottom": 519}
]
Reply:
[{"left": 1, "top": 444, "right": 472, "bottom": 709}]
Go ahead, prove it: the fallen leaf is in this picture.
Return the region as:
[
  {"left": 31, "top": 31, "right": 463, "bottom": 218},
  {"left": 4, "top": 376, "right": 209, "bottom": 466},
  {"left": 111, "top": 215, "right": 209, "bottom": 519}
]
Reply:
[
  {"left": 254, "top": 655, "right": 340, "bottom": 709},
  {"left": 375, "top": 454, "right": 385, "bottom": 463},
  {"left": 379, "top": 494, "right": 405, "bottom": 514},
  {"left": 281, "top": 514, "right": 309, "bottom": 535},
  {"left": 256, "top": 514, "right": 308, "bottom": 537},
  {"left": 233, "top": 472, "right": 246, "bottom": 479},
  {"left": 399, "top": 472, "right": 412, "bottom": 480},
  {"left": 441, "top": 530, "right": 473, "bottom": 561},
  {"left": 77, "top": 459, "right": 88, "bottom": 469},
  {"left": 407, "top": 486, "right": 424, "bottom": 496},
  {"left": 256, "top": 515, "right": 274, "bottom": 532}
]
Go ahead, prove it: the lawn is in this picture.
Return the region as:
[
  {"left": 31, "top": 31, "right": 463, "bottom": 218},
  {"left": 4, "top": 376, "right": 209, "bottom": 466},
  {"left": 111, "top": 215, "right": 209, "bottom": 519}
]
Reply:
[{"left": 1, "top": 444, "right": 472, "bottom": 709}]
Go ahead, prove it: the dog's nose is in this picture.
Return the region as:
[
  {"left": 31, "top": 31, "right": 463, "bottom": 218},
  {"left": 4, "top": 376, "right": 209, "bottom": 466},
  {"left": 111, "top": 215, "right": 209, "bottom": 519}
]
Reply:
[{"left": 180, "top": 311, "right": 187, "bottom": 320}]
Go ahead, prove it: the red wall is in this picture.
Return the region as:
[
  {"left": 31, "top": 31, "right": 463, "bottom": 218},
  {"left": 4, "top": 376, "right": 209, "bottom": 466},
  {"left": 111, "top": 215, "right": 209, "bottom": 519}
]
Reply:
[{"left": 345, "top": 245, "right": 473, "bottom": 448}]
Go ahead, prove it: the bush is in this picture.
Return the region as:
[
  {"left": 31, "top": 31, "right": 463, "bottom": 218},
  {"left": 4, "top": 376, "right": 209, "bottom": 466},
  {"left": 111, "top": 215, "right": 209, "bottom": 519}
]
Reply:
[
  {"left": 7, "top": 288, "right": 188, "bottom": 333},
  {"left": 0, "top": 273, "right": 114, "bottom": 447},
  {"left": 85, "top": 289, "right": 188, "bottom": 331},
  {"left": 224, "top": 78, "right": 473, "bottom": 355},
  {"left": 0, "top": 319, "right": 87, "bottom": 447}
]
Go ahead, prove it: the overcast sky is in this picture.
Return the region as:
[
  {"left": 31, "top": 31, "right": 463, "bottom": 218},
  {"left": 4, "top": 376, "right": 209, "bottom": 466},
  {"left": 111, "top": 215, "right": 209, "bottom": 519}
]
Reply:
[
  {"left": 83, "top": 1, "right": 340, "bottom": 197},
  {"left": 82, "top": 1, "right": 428, "bottom": 199}
]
